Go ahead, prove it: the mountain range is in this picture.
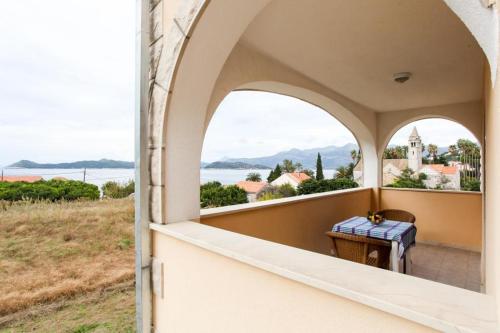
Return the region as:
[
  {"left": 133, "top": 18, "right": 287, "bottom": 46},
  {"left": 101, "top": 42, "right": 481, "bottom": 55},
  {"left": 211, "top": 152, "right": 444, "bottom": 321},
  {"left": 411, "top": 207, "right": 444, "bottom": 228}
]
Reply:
[
  {"left": 8, "top": 159, "right": 134, "bottom": 169},
  {"left": 205, "top": 143, "right": 359, "bottom": 170}
]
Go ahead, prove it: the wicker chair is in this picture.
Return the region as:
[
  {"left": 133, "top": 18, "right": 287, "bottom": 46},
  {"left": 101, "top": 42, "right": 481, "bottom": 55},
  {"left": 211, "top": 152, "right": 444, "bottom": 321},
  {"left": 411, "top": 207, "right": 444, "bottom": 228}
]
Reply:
[
  {"left": 375, "top": 209, "right": 416, "bottom": 273},
  {"left": 325, "top": 231, "right": 391, "bottom": 269},
  {"left": 375, "top": 209, "right": 416, "bottom": 224}
]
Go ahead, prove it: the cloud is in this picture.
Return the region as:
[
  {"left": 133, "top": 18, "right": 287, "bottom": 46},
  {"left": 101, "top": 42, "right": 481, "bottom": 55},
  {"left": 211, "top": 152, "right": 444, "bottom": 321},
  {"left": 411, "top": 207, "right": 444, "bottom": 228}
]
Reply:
[
  {"left": 202, "top": 91, "right": 358, "bottom": 162},
  {"left": 389, "top": 119, "right": 478, "bottom": 147},
  {"left": 0, "top": 0, "right": 135, "bottom": 166}
]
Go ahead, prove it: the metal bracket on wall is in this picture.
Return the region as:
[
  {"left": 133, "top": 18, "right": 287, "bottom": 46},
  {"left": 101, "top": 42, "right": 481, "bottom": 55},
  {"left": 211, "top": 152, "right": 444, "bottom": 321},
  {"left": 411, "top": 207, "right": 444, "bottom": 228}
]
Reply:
[{"left": 151, "top": 257, "right": 164, "bottom": 299}]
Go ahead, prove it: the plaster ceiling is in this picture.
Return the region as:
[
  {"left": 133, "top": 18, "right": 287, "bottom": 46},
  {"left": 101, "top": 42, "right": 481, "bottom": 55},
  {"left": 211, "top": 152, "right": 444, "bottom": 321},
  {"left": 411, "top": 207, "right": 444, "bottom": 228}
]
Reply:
[{"left": 240, "top": 0, "right": 485, "bottom": 112}]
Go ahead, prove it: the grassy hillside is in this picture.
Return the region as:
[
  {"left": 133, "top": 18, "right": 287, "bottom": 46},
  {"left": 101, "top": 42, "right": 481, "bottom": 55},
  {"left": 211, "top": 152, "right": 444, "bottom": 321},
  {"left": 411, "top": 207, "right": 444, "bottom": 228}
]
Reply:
[{"left": 0, "top": 199, "right": 135, "bottom": 331}]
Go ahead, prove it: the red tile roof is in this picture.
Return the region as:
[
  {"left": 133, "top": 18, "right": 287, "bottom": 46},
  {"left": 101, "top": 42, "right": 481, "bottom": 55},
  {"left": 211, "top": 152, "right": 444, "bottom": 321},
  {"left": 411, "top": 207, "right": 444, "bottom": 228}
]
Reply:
[
  {"left": 428, "top": 164, "right": 458, "bottom": 175},
  {"left": 1, "top": 176, "right": 43, "bottom": 183},
  {"left": 287, "top": 172, "right": 311, "bottom": 183},
  {"left": 236, "top": 181, "right": 267, "bottom": 193}
]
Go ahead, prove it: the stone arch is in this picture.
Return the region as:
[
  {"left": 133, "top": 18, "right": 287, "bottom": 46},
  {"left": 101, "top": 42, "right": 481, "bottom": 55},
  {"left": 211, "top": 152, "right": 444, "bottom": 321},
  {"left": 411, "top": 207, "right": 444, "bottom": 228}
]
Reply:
[
  {"left": 202, "top": 81, "right": 378, "bottom": 189},
  {"left": 155, "top": 0, "right": 496, "bottom": 224},
  {"left": 380, "top": 113, "right": 483, "bottom": 157}
]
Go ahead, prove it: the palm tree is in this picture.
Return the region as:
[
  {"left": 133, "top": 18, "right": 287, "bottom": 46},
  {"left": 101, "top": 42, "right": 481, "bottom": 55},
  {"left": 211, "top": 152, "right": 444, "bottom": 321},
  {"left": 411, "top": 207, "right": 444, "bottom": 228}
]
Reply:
[
  {"left": 427, "top": 144, "right": 438, "bottom": 161},
  {"left": 246, "top": 172, "right": 262, "bottom": 182}
]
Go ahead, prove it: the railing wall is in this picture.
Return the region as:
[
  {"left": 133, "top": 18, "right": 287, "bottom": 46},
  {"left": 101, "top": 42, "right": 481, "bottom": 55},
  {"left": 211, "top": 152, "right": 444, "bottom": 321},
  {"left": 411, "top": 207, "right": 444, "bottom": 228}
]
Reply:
[{"left": 200, "top": 188, "right": 372, "bottom": 256}]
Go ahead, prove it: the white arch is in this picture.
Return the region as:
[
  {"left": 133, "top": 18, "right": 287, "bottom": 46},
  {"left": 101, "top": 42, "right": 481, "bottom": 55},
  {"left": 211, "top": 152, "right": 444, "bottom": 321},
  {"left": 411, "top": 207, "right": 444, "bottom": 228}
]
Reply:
[
  {"left": 381, "top": 114, "right": 483, "bottom": 156},
  {"left": 232, "top": 81, "right": 378, "bottom": 188},
  {"left": 159, "top": 0, "right": 495, "bottom": 223}
]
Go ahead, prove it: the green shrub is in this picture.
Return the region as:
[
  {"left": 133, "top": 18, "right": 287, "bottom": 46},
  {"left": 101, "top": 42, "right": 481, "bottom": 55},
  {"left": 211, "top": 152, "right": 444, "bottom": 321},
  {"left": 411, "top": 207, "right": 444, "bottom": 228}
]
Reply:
[
  {"left": 0, "top": 179, "right": 99, "bottom": 202},
  {"left": 200, "top": 181, "right": 248, "bottom": 208},
  {"left": 297, "top": 178, "right": 358, "bottom": 195},
  {"left": 101, "top": 180, "right": 135, "bottom": 199},
  {"left": 461, "top": 178, "right": 481, "bottom": 192}
]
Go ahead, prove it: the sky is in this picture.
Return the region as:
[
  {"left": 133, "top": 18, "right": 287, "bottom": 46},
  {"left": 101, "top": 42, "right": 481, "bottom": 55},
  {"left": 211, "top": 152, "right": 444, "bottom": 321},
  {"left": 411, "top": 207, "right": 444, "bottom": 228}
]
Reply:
[
  {"left": 0, "top": 2, "right": 477, "bottom": 167},
  {"left": 0, "top": 1, "right": 135, "bottom": 167},
  {"left": 202, "top": 91, "right": 478, "bottom": 162}
]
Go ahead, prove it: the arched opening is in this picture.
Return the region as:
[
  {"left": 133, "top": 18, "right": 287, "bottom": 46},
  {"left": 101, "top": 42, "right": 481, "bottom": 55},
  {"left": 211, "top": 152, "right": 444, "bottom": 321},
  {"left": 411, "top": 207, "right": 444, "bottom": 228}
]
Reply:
[
  {"left": 146, "top": 2, "right": 498, "bottom": 329},
  {"left": 382, "top": 118, "right": 482, "bottom": 192},
  {"left": 380, "top": 118, "right": 483, "bottom": 291},
  {"left": 200, "top": 90, "right": 364, "bottom": 208}
]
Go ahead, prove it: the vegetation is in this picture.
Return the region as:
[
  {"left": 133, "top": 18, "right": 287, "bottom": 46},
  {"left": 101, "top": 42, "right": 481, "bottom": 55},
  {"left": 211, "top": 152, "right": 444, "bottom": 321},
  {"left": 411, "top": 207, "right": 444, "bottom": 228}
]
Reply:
[
  {"left": 461, "top": 176, "right": 481, "bottom": 192},
  {"left": 1, "top": 284, "right": 135, "bottom": 332},
  {"left": 315, "top": 153, "right": 324, "bottom": 180},
  {"left": 281, "top": 159, "right": 302, "bottom": 173},
  {"left": 245, "top": 172, "right": 262, "bottom": 182},
  {"left": 0, "top": 179, "right": 99, "bottom": 202},
  {"left": 267, "top": 164, "right": 283, "bottom": 183},
  {"left": 383, "top": 145, "right": 408, "bottom": 159},
  {"left": 200, "top": 181, "right": 248, "bottom": 208},
  {"left": 0, "top": 199, "right": 134, "bottom": 320},
  {"left": 386, "top": 168, "right": 427, "bottom": 189},
  {"left": 257, "top": 183, "right": 297, "bottom": 201},
  {"left": 297, "top": 178, "right": 358, "bottom": 195},
  {"left": 102, "top": 180, "right": 135, "bottom": 199}
]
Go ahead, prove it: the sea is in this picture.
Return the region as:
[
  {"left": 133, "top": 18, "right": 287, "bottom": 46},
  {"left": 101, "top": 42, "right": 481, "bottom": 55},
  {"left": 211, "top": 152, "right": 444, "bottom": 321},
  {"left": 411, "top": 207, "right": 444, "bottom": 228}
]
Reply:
[{"left": 2, "top": 168, "right": 338, "bottom": 189}]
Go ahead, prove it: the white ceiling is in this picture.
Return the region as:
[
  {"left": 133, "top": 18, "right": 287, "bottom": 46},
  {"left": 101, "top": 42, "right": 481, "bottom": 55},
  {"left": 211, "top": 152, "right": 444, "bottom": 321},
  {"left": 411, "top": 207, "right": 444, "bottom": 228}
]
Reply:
[{"left": 240, "top": 0, "right": 485, "bottom": 112}]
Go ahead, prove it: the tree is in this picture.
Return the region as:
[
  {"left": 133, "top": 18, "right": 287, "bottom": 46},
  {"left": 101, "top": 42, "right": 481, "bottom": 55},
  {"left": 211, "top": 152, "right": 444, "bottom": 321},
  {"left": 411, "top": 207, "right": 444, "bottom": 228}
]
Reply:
[
  {"left": 200, "top": 181, "right": 248, "bottom": 208},
  {"left": 448, "top": 144, "right": 458, "bottom": 157},
  {"left": 383, "top": 145, "right": 407, "bottom": 159},
  {"left": 427, "top": 144, "right": 438, "bottom": 161},
  {"left": 267, "top": 164, "right": 282, "bottom": 183},
  {"left": 102, "top": 180, "right": 135, "bottom": 198},
  {"left": 457, "top": 139, "right": 480, "bottom": 156},
  {"left": 316, "top": 153, "right": 324, "bottom": 180},
  {"left": 302, "top": 168, "right": 315, "bottom": 178},
  {"left": 246, "top": 172, "right": 262, "bottom": 182},
  {"left": 281, "top": 159, "right": 296, "bottom": 173},
  {"left": 297, "top": 178, "right": 358, "bottom": 195},
  {"left": 257, "top": 183, "right": 297, "bottom": 201}
]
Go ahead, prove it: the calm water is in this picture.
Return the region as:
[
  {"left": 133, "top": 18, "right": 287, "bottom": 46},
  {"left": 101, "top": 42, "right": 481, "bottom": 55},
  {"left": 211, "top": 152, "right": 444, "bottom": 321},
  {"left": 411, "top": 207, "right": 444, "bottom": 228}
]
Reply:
[{"left": 2, "top": 168, "right": 338, "bottom": 189}]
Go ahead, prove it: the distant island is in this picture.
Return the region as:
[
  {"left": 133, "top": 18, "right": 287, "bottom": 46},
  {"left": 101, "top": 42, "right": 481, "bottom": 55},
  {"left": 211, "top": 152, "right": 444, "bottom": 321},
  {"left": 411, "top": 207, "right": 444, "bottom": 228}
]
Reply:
[
  {"left": 8, "top": 159, "right": 134, "bottom": 169},
  {"left": 204, "top": 161, "right": 271, "bottom": 169}
]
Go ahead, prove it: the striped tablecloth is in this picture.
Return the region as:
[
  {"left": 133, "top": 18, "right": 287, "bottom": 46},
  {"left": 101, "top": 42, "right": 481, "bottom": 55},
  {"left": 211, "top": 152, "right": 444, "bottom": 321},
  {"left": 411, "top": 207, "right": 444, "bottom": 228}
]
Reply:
[{"left": 332, "top": 216, "right": 417, "bottom": 258}]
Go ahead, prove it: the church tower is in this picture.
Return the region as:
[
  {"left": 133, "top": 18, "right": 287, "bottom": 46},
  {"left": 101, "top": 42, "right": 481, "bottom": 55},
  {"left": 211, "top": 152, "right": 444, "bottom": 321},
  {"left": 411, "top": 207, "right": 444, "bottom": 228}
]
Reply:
[{"left": 408, "top": 126, "right": 422, "bottom": 172}]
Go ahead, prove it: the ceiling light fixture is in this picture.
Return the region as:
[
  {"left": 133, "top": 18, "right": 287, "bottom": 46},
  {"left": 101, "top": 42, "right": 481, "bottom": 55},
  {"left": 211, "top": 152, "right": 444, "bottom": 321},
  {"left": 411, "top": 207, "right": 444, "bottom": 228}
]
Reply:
[{"left": 393, "top": 72, "right": 412, "bottom": 84}]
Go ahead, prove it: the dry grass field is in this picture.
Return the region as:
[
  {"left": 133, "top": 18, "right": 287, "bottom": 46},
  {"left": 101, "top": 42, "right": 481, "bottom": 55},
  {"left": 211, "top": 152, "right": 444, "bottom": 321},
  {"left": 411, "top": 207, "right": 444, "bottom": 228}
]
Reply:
[{"left": 0, "top": 199, "right": 135, "bottom": 331}]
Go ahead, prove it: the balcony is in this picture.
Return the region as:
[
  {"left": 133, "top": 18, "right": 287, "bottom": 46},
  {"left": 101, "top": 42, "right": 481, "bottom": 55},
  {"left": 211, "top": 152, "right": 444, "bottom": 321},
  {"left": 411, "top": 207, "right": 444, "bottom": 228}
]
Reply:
[{"left": 199, "top": 187, "right": 483, "bottom": 292}]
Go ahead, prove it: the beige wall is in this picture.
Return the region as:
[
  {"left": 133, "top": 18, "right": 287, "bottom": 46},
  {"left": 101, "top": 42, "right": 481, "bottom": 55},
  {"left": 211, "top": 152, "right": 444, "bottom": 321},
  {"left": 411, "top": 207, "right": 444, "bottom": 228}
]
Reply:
[
  {"left": 380, "top": 188, "right": 482, "bottom": 251},
  {"left": 484, "top": 61, "right": 500, "bottom": 308},
  {"left": 201, "top": 189, "right": 372, "bottom": 256},
  {"left": 153, "top": 231, "right": 437, "bottom": 333}
]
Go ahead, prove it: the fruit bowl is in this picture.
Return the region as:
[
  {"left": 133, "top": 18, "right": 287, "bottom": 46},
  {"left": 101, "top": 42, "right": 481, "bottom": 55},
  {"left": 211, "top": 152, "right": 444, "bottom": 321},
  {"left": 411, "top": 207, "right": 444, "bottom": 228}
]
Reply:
[{"left": 367, "top": 211, "right": 385, "bottom": 225}]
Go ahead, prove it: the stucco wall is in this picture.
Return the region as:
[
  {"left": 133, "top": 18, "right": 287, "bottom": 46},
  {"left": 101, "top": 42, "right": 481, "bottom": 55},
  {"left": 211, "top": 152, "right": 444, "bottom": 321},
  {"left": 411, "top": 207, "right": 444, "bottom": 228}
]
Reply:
[
  {"left": 201, "top": 189, "right": 372, "bottom": 256},
  {"left": 153, "top": 231, "right": 437, "bottom": 333},
  {"left": 380, "top": 188, "right": 482, "bottom": 251}
]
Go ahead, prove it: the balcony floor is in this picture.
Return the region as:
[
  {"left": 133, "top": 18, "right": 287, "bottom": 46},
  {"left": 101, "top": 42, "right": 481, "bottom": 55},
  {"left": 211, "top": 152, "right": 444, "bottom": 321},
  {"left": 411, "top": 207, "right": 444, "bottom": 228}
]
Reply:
[{"left": 409, "top": 243, "right": 481, "bottom": 292}]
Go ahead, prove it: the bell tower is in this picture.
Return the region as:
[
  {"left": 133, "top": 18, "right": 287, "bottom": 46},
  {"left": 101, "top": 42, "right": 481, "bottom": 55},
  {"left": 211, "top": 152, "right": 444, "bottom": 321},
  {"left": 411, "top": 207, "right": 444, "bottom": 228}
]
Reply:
[{"left": 408, "top": 127, "right": 422, "bottom": 172}]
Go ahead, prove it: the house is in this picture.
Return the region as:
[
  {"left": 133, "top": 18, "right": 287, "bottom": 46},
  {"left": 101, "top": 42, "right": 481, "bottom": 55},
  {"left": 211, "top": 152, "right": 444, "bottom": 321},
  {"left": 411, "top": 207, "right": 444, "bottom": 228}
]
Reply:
[
  {"left": 137, "top": 1, "right": 500, "bottom": 332},
  {"left": 383, "top": 127, "right": 461, "bottom": 190},
  {"left": 382, "top": 159, "right": 408, "bottom": 186},
  {"left": 0, "top": 175, "right": 42, "bottom": 183},
  {"left": 271, "top": 172, "right": 310, "bottom": 189},
  {"left": 236, "top": 181, "right": 267, "bottom": 202}
]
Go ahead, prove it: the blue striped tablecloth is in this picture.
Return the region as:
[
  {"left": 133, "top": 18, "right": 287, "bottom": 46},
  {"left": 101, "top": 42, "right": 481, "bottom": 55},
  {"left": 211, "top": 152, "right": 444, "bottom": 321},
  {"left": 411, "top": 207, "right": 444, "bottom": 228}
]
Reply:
[{"left": 332, "top": 216, "right": 417, "bottom": 258}]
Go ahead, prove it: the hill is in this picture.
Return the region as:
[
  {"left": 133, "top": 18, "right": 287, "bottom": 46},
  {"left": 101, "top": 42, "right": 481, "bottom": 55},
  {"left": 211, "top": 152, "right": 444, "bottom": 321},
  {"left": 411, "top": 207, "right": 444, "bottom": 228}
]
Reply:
[
  {"left": 204, "top": 161, "right": 271, "bottom": 169},
  {"left": 8, "top": 159, "right": 134, "bottom": 169},
  {"left": 222, "top": 143, "right": 359, "bottom": 169}
]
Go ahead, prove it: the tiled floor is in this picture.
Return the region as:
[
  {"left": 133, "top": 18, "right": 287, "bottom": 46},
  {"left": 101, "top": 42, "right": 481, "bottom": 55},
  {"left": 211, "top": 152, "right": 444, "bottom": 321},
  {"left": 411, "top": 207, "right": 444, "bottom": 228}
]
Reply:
[{"left": 409, "top": 243, "right": 481, "bottom": 292}]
